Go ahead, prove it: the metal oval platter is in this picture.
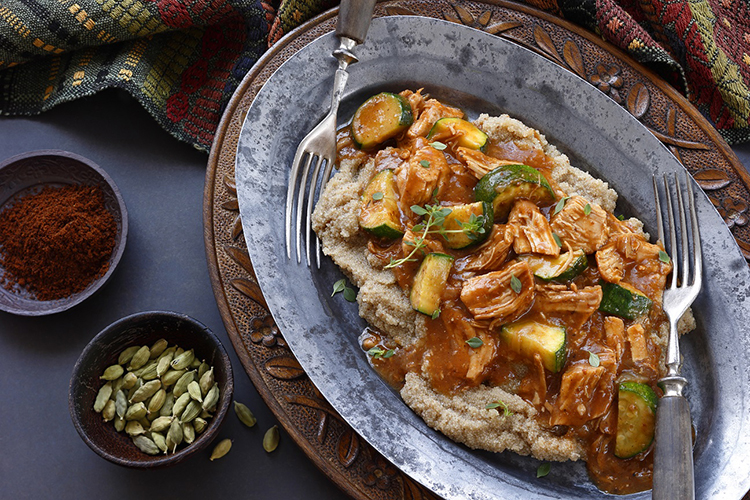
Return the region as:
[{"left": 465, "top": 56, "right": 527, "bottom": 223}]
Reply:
[{"left": 235, "top": 15, "right": 750, "bottom": 499}]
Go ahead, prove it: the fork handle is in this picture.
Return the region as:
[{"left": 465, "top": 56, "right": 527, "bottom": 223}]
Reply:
[
  {"left": 336, "top": 0, "right": 377, "bottom": 44},
  {"left": 653, "top": 381, "right": 695, "bottom": 500}
]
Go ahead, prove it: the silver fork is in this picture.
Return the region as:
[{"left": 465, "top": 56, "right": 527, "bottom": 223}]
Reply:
[
  {"left": 652, "top": 172, "right": 702, "bottom": 500},
  {"left": 285, "top": 0, "right": 377, "bottom": 267}
]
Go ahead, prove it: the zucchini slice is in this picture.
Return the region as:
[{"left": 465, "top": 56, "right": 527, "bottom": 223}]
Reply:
[
  {"left": 474, "top": 164, "right": 556, "bottom": 221},
  {"left": 358, "top": 170, "right": 403, "bottom": 239},
  {"left": 410, "top": 253, "right": 454, "bottom": 316},
  {"left": 598, "top": 281, "right": 652, "bottom": 320},
  {"left": 351, "top": 92, "right": 413, "bottom": 149},
  {"left": 519, "top": 250, "right": 588, "bottom": 282},
  {"left": 441, "top": 201, "right": 494, "bottom": 249},
  {"left": 615, "top": 382, "right": 658, "bottom": 458},
  {"left": 500, "top": 319, "right": 567, "bottom": 373},
  {"left": 426, "top": 117, "right": 488, "bottom": 151}
]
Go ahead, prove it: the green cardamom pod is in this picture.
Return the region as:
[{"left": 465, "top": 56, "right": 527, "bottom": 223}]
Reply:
[
  {"left": 149, "top": 416, "right": 173, "bottom": 433},
  {"left": 102, "top": 400, "right": 116, "bottom": 422},
  {"left": 172, "top": 370, "right": 196, "bottom": 398},
  {"left": 193, "top": 417, "right": 207, "bottom": 434},
  {"left": 125, "top": 420, "right": 145, "bottom": 436},
  {"left": 233, "top": 401, "right": 257, "bottom": 428},
  {"left": 182, "top": 422, "right": 195, "bottom": 444},
  {"left": 138, "top": 416, "right": 151, "bottom": 429},
  {"left": 197, "top": 361, "right": 209, "bottom": 380},
  {"left": 190, "top": 357, "right": 202, "bottom": 369},
  {"left": 172, "top": 392, "right": 191, "bottom": 418},
  {"left": 128, "top": 345, "right": 151, "bottom": 370},
  {"left": 175, "top": 347, "right": 185, "bottom": 357},
  {"left": 160, "top": 391, "right": 175, "bottom": 417},
  {"left": 168, "top": 418, "right": 183, "bottom": 450},
  {"left": 170, "top": 349, "right": 195, "bottom": 371},
  {"left": 138, "top": 362, "right": 159, "bottom": 381},
  {"left": 118, "top": 345, "right": 141, "bottom": 365},
  {"left": 156, "top": 352, "right": 174, "bottom": 378},
  {"left": 160, "top": 369, "right": 186, "bottom": 387},
  {"left": 209, "top": 439, "right": 232, "bottom": 461},
  {"left": 180, "top": 400, "right": 202, "bottom": 423},
  {"left": 114, "top": 415, "right": 126, "bottom": 432},
  {"left": 149, "top": 338, "right": 168, "bottom": 359},
  {"left": 129, "top": 380, "right": 162, "bottom": 404},
  {"left": 127, "top": 378, "right": 141, "bottom": 401},
  {"left": 125, "top": 402, "right": 148, "bottom": 421},
  {"left": 263, "top": 425, "right": 280, "bottom": 452},
  {"left": 111, "top": 376, "right": 124, "bottom": 395},
  {"left": 152, "top": 432, "right": 168, "bottom": 453},
  {"left": 187, "top": 381, "right": 203, "bottom": 402},
  {"left": 100, "top": 364, "right": 124, "bottom": 381},
  {"left": 121, "top": 372, "right": 138, "bottom": 390},
  {"left": 199, "top": 367, "right": 214, "bottom": 396},
  {"left": 147, "top": 388, "right": 167, "bottom": 414},
  {"left": 93, "top": 382, "right": 113, "bottom": 413},
  {"left": 132, "top": 435, "right": 160, "bottom": 455},
  {"left": 115, "top": 390, "right": 128, "bottom": 419},
  {"left": 202, "top": 383, "right": 219, "bottom": 412}
]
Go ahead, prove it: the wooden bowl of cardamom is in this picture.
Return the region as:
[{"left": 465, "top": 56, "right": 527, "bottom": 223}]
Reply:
[{"left": 69, "top": 310, "right": 234, "bottom": 468}]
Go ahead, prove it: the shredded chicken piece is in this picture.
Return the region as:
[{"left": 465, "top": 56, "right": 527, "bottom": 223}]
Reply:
[
  {"left": 596, "top": 243, "right": 624, "bottom": 283},
  {"left": 399, "top": 89, "right": 426, "bottom": 122},
  {"left": 626, "top": 323, "right": 649, "bottom": 362},
  {"left": 394, "top": 138, "right": 451, "bottom": 210},
  {"left": 457, "top": 224, "right": 515, "bottom": 272},
  {"left": 460, "top": 260, "right": 534, "bottom": 322},
  {"left": 534, "top": 284, "right": 602, "bottom": 331},
  {"left": 374, "top": 146, "right": 409, "bottom": 173},
  {"left": 406, "top": 99, "right": 463, "bottom": 138},
  {"left": 613, "top": 232, "right": 662, "bottom": 261},
  {"left": 518, "top": 353, "right": 547, "bottom": 408},
  {"left": 466, "top": 330, "right": 497, "bottom": 382},
  {"left": 551, "top": 353, "right": 617, "bottom": 426},
  {"left": 550, "top": 196, "right": 610, "bottom": 254},
  {"left": 508, "top": 200, "right": 560, "bottom": 257},
  {"left": 456, "top": 147, "right": 522, "bottom": 180},
  {"left": 603, "top": 317, "right": 625, "bottom": 362}
]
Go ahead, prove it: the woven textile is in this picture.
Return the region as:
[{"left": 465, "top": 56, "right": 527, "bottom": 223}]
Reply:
[{"left": 0, "top": 0, "right": 748, "bottom": 151}]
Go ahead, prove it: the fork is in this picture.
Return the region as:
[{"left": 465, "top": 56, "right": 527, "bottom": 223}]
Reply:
[
  {"left": 652, "top": 172, "right": 702, "bottom": 500},
  {"left": 285, "top": 0, "right": 377, "bottom": 267}
]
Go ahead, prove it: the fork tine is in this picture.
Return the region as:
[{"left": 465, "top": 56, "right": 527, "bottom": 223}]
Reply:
[
  {"left": 663, "top": 174, "right": 679, "bottom": 289},
  {"left": 687, "top": 172, "right": 702, "bottom": 289},
  {"left": 675, "top": 173, "right": 690, "bottom": 288},
  {"left": 286, "top": 148, "right": 308, "bottom": 260},
  {"left": 304, "top": 155, "right": 327, "bottom": 267},
  {"left": 294, "top": 153, "right": 315, "bottom": 264},
  {"left": 653, "top": 175, "right": 665, "bottom": 247}
]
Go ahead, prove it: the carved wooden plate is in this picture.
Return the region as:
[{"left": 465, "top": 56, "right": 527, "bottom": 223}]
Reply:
[{"left": 204, "top": 2, "right": 750, "bottom": 499}]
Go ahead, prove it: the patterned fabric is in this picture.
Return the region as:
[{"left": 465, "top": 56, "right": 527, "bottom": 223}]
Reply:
[{"left": 0, "top": 0, "right": 748, "bottom": 151}]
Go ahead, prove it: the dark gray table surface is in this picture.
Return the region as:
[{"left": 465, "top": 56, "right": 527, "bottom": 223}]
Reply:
[{"left": 1, "top": 89, "right": 749, "bottom": 500}]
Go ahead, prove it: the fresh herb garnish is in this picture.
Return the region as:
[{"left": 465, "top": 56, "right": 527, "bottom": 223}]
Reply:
[
  {"left": 510, "top": 274, "right": 522, "bottom": 294},
  {"left": 385, "top": 204, "right": 452, "bottom": 269},
  {"left": 537, "top": 463, "right": 551, "bottom": 478},
  {"left": 584, "top": 203, "right": 592, "bottom": 216},
  {"left": 429, "top": 141, "right": 447, "bottom": 150},
  {"left": 367, "top": 347, "right": 395, "bottom": 359},
  {"left": 343, "top": 287, "right": 357, "bottom": 302},
  {"left": 465, "top": 337, "right": 483, "bottom": 348},
  {"left": 552, "top": 233, "right": 562, "bottom": 248},
  {"left": 372, "top": 191, "right": 384, "bottom": 201},
  {"left": 431, "top": 309, "right": 441, "bottom": 320},
  {"left": 617, "top": 214, "right": 625, "bottom": 221},
  {"left": 331, "top": 279, "right": 346, "bottom": 297},
  {"left": 553, "top": 197, "right": 567, "bottom": 215},
  {"left": 485, "top": 400, "right": 512, "bottom": 418},
  {"left": 587, "top": 350, "right": 600, "bottom": 367},
  {"left": 658, "top": 250, "right": 671, "bottom": 264},
  {"left": 420, "top": 160, "right": 431, "bottom": 168},
  {"left": 456, "top": 213, "right": 487, "bottom": 242}
]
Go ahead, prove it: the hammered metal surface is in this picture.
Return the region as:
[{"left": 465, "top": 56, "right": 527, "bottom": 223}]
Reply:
[{"left": 205, "top": 2, "right": 750, "bottom": 499}]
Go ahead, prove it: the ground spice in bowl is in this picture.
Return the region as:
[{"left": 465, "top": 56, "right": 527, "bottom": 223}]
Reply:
[{"left": 0, "top": 184, "right": 117, "bottom": 301}]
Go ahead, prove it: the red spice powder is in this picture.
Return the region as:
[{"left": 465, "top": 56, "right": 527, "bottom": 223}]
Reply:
[{"left": 0, "top": 184, "right": 117, "bottom": 301}]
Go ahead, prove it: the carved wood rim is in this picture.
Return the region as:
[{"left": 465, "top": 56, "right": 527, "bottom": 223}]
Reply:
[{"left": 204, "top": 2, "right": 750, "bottom": 499}]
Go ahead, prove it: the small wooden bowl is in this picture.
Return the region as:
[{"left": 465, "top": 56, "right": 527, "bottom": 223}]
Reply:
[
  {"left": 69, "top": 311, "right": 234, "bottom": 468},
  {"left": 0, "top": 150, "right": 127, "bottom": 315}
]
